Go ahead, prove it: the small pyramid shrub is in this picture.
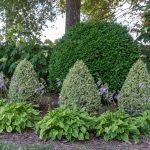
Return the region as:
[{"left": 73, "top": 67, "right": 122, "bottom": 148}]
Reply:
[
  {"left": 59, "top": 60, "right": 100, "bottom": 112},
  {"left": 119, "top": 58, "right": 150, "bottom": 115},
  {"left": 9, "top": 59, "right": 40, "bottom": 102}
]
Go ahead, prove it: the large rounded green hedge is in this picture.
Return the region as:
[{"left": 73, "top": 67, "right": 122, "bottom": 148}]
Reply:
[{"left": 49, "top": 21, "right": 139, "bottom": 91}]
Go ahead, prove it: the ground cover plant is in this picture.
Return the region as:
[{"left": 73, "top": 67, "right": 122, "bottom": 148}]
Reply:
[
  {"left": 134, "top": 110, "right": 150, "bottom": 135},
  {"left": 59, "top": 60, "right": 100, "bottom": 112},
  {"left": 0, "top": 101, "right": 40, "bottom": 133},
  {"left": 36, "top": 106, "right": 95, "bottom": 141},
  {"left": 94, "top": 110, "right": 141, "bottom": 143},
  {"left": 119, "top": 58, "right": 150, "bottom": 116},
  {"left": 8, "top": 59, "right": 40, "bottom": 103},
  {"left": 49, "top": 21, "right": 139, "bottom": 91}
]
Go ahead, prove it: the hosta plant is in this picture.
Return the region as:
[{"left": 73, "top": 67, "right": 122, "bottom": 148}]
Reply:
[
  {"left": 95, "top": 110, "right": 140, "bottom": 143},
  {"left": 8, "top": 59, "right": 40, "bottom": 102},
  {"left": 97, "top": 79, "right": 118, "bottom": 106},
  {"left": 134, "top": 110, "right": 150, "bottom": 135},
  {"left": 36, "top": 106, "right": 95, "bottom": 141},
  {"left": 0, "top": 102, "right": 40, "bottom": 133},
  {"left": 0, "top": 99, "right": 7, "bottom": 107},
  {"left": 59, "top": 60, "right": 100, "bottom": 113},
  {"left": 119, "top": 58, "right": 150, "bottom": 115}
]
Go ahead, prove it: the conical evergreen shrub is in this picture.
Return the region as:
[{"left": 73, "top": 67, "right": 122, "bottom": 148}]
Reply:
[
  {"left": 119, "top": 58, "right": 150, "bottom": 115},
  {"left": 59, "top": 60, "right": 100, "bottom": 112},
  {"left": 9, "top": 59, "right": 40, "bottom": 102}
]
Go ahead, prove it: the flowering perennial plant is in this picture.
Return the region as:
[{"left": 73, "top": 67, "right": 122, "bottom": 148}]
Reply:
[{"left": 0, "top": 72, "right": 9, "bottom": 98}]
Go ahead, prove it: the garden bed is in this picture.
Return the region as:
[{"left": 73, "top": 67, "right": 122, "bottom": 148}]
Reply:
[{"left": 0, "top": 94, "right": 149, "bottom": 150}]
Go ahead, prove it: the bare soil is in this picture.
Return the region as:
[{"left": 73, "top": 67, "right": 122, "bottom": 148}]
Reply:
[{"left": 0, "top": 131, "right": 149, "bottom": 150}]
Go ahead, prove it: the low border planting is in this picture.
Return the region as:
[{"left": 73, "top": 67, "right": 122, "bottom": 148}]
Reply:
[{"left": 0, "top": 101, "right": 40, "bottom": 133}]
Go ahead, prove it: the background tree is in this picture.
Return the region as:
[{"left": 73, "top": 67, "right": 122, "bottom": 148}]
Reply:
[
  {"left": 65, "top": 0, "right": 81, "bottom": 32},
  {"left": 0, "top": 0, "right": 146, "bottom": 40},
  {"left": 137, "top": 0, "right": 150, "bottom": 43},
  {"left": 0, "top": 0, "right": 60, "bottom": 41}
]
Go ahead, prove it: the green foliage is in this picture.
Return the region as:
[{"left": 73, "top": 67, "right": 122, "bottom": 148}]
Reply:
[
  {"left": 49, "top": 21, "right": 139, "bottom": 91},
  {"left": 95, "top": 110, "right": 140, "bottom": 143},
  {"left": 0, "top": 40, "right": 52, "bottom": 81},
  {"left": 36, "top": 106, "right": 95, "bottom": 141},
  {"left": 59, "top": 60, "right": 100, "bottom": 112},
  {"left": 59, "top": 0, "right": 141, "bottom": 21},
  {"left": 8, "top": 59, "right": 40, "bottom": 102},
  {"left": 134, "top": 110, "right": 150, "bottom": 135},
  {"left": 137, "top": 1, "right": 150, "bottom": 43},
  {"left": 0, "top": 99, "right": 7, "bottom": 107},
  {"left": 0, "top": 101, "right": 40, "bottom": 133},
  {"left": 0, "top": 0, "right": 58, "bottom": 40},
  {"left": 119, "top": 58, "right": 150, "bottom": 116}
]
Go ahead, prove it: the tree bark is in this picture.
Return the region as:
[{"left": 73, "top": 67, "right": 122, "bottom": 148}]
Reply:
[{"left": 65, "top": 0, "right": 81, "bottom": 32}]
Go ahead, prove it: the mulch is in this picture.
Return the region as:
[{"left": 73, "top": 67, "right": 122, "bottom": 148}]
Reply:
[{"left": 0, "top": 130, "right": 149, "bottom": 150}]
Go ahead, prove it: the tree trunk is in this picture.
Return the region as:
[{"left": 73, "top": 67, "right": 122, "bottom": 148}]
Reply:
[{"left": 65, "top": 0, "right": 81, "bottom": 32}]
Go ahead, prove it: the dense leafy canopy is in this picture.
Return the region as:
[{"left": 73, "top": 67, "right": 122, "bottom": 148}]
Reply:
[
  {"left": 138, "top": 1, "right": 150, "bottom": 43},
  {"left": 0, "top": 0, "right": 144, "bottom": 41},
  {"left": 0, "top": 0, "right": 59, "bottom": 40},
  {"left": 0, "top": 40, "right": 53, "bottom": 80}
]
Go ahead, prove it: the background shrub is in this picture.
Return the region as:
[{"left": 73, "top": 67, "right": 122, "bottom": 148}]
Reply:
[
  {"left": 0, "top": 40, "right": 52, "bottom": 82},
  {"left": 119, "top": 58, "right": 150, "bottom": 116},
  {"left": 0, "top": 101, "right": 40, "bottom": 133},
  {"left": 59, "top": 60, "right": 100, "bottom": 112},
  {"left": 36, "top": 106, "right": 95, "bottom": 141},
  {"left": 8, "top": 59, "right": 40, "bottom": 102},
  {"left": 49, "top": 21, "right": 139, "bottom": 91}
]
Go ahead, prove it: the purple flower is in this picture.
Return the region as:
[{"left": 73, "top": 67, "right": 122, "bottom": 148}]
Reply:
[
  {"left": 0, "top": 83, "right": 4, "bottom": 88},
  {"left": 100, "top": 86, "right": 108, "bottom": 95},
  {"left": 40, "top": 89, "right": 45, "bottom": 95},
  {"left": 97, "top": 80, "right": 101, "bottom": 87},
  {"left": 34, "top": 88, "right": 38, "bottom": 94},
  {"left": 56, "top": 78, "right": 61, "bottom": 88},
  {"left": 39, "top": 85, "right": 44, "bottom": 90}
]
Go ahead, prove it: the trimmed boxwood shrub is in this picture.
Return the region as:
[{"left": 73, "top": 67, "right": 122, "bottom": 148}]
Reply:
[
  {"left": 59, "top": 60, "right": 100, "bottom": 112},
  {"left": 48, "top": 21, "right": 139, "bottom": 91},
  {"left": 119, "top": 58, "right": 150, "bottom": 116},
  {"left": 8, "top": 59, "right": 40, "bottom": 102}
]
